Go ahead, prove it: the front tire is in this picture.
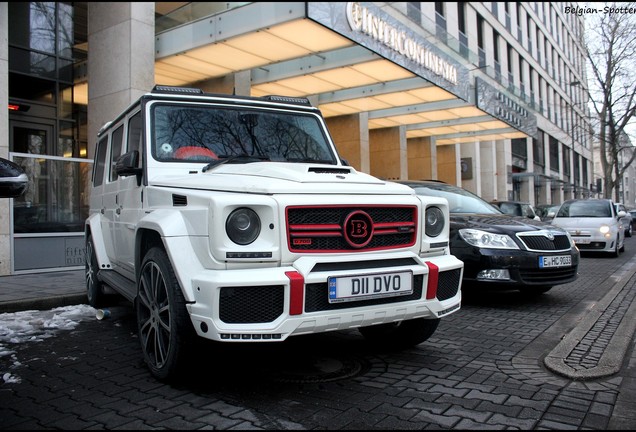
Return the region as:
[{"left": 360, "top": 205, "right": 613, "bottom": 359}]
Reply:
[
  {"left": 85, "top": 236, "right": 105, "bottom": 308},
  {"left": 613, "top": 237, "right": 620, "bottom": 257},
  {"left": 359, "top": 318, "right": 440, "bottom": 350},
  {"left": 136, "top": 247, "right": 194, "bottom": 381}
]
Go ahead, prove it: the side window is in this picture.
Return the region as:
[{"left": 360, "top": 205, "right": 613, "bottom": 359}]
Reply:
[
  {"left": 127, "top": 112, "right": 143, "bottom": 161},
  {"left": 93, "top": 137, "right": 109, "bottom": 187},
  {"left": 109, "top": 125, "right": 124, "bottom": 182}
]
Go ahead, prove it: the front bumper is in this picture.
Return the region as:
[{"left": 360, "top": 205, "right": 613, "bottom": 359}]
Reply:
[
  {"left": 185, "top": 253, "right": 463, "bottom": 342},
  {"left": 459, "top": 246, "right": 579, "bottom": 287}
]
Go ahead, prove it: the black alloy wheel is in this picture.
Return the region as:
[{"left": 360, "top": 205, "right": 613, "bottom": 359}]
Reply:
[
  {"left": 85, "top": 236, "right": 105, "bottom": 308},
  {"left": 136, "top": 247, "right": 194, "bottom": 381}
]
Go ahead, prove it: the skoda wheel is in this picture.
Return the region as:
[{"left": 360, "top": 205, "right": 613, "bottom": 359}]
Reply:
[
  {"left": 136, "top": 247, "right": 194, "bottom": 381},
  {"left": 85, "top": 236, "right": 105, "bottom": 308},
  {"left": 359, "top": 318, "right": 440, "bottom": 350}
]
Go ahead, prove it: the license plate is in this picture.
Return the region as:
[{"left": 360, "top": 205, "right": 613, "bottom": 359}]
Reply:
[
  {"left": 573, "top": 238, "right": 590, "bottom": 244},
  {"left": 539, "top": 255, "right": 572, "bottom": 268},
  {"left": 328, "top": 271, "right": 413, "bottom": 303}
]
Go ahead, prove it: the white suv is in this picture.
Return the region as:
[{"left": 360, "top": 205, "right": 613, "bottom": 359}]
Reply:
[{"left": 85, "top": 85, "right": 463, "bottom": 380}]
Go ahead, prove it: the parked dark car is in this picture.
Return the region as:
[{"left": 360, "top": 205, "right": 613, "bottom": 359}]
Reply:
[
  {"left": 398, "top": 180, "right": 580, "bottom": 295},
  {"left": 490, "top": 200, "right": 540, "bottom": 221},
  {"left": 0, "top": 157, "right": 28, "bottom": 198}
]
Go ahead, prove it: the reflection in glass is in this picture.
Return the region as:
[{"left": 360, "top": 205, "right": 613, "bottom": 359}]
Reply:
[
  {"left": 13, "top": 156, "right": 91, "bottom": 234},
  {"left": 152, "top": 105, "right": 336, "bottom": 164}
]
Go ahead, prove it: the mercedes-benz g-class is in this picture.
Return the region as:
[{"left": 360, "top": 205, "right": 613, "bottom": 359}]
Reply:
[{"left": 85, "top": 85, "right": 463, "bottom": 380}]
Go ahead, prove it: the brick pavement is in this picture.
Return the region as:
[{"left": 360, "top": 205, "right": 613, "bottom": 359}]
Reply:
[{"left": 0, "top": 247, "right": 635, "bottom": 429}]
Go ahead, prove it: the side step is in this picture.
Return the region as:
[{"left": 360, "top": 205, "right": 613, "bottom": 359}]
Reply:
[{"left": 97, "top": 269, "right": 136, "bottom": 302}]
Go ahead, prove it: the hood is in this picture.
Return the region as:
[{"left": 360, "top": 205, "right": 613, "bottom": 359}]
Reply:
[
  {"left": 148, "top": 162, "right": 415, "bottom": 195},
  {"left": 551, "top": 217, "right": 617, "bottom": 229},
  {"left": 450, "top": 213, "right": 559, "bottom": 234}
]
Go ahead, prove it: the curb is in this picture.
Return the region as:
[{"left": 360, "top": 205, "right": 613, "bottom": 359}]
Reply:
[
  {"left": 0, "top": 293, "right": 87, "bottom": 314},
  {"left": 544, "top": 255, "right": 636, "bottom": 380}
]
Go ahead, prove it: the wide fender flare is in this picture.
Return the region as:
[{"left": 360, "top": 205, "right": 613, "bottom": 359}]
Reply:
[
  {"left": 85, "top": 214, "right": 112, "bottom": 269},
  {"left": 136, "top": 209, "right": 205, "bottom": 303}
]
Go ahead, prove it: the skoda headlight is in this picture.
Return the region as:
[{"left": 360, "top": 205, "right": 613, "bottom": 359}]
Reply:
[
  {"left": 459, "top": 228, "right": 519, "bottom": 249},
  {"left": 226, "top": 208, "right": 261, "bottom": 245},
  {"left": 425, "top": 206, "right": 445, "bottom": 237}
]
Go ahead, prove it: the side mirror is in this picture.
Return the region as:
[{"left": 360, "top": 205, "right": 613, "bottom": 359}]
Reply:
[
  {"left": 0, "top": 157, "right": 28, "bottom": 198},
  {"left": 547, "top": 211, "right": 556, "bottom": 218},
  {"left": 617, "top": 210, "right": 627, "bottom": 219},
  {"left": 115, "top": 151, "right": 142, "bottom": 185}
]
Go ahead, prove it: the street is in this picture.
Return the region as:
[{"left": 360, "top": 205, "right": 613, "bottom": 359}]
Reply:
[{"left": 1, "top": 240, "right": 636, "bottom": 430}]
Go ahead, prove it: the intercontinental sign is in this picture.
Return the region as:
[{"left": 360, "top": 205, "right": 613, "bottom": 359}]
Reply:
[
  {"left": 346, "top": 2, "right": 458, "bottom": 85},
  {"left": 307, "top": 2, "right": 471, "bottom": 102}
]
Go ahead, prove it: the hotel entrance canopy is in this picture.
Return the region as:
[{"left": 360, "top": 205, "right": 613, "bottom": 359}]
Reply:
[{"left": 152, "top": 2, "right": 534, "bottom": 145}]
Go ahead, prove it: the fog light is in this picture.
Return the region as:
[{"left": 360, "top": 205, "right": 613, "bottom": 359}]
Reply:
[{"left": 477, "top": 269, "right": 511, "bottom": 280}]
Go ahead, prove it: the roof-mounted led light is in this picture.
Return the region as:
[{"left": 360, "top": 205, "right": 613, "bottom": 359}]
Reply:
[
  {"left": 262, "top": 95, "right": 312, "bottom": 106},
  {"left": 152, "top": 85, "right": 204, "bottom": 95}
]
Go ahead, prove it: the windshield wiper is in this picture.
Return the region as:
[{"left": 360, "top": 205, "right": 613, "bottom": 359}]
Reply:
[{"left": 201, "top": 154, "right": 270, "bottom": 173}]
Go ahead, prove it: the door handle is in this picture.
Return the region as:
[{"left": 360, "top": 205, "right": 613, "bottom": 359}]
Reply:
[{"left": 116, "top": 207, "right": 121, "bottom": 215}]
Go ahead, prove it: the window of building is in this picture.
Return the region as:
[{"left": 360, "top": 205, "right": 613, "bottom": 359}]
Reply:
[
  {"left": 533, "top": 130, "right": 545, "bottom": 168},
  {"left": 549, "top": 136, "right": 559, "bottom": 172},
  {"left": 562, "top": 145, "right": 571, "bottom": 176},
  {"left": 406, "top": 2, "right": 421, "bottom": 24},
  {"left": 457, "top": 2, "right": 466, "bottom": 34}
]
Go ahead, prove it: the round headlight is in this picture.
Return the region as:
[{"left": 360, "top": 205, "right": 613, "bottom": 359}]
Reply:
[
  {"left": 226, "top": 208, "right": 261, "bottom": 245},
  {"left": 425, "top": 206, "right": 445, "bottom": 237}
]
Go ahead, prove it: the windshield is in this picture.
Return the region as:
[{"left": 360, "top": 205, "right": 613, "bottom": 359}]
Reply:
[
  {"left": 411, "top": 183, "right": 502, "bottom": 214},
  {"left": 151, "top": 103, "right": 337, "bottom": 164},
  {"left": 557, "top": 200, "right": 613, "bottom": 218}
]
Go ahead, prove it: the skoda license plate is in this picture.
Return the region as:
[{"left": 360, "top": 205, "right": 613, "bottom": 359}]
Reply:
[
  {"left": 539, "top": 255, "right": 572, "bottom": 268},
  {"left": 328, "top": 271, "right": 413, "bottom": 303}
]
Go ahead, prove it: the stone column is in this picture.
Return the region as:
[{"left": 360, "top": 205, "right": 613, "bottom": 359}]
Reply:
[
  {"left": 407, "top": 136, "right": 433, "bottom": 180},
  {"left": 325, "top": 113, "right": 370, "bottom": 173},
  {"left": 87, "top": 2, "right": 155, "bottom": 159},
  {"left": 437, "top": 144, "right": 457, "bottom": 185},
  {"left": 198, "top": 70, "right": 251, "bottom": 96},
  {"left": 480, "top": 140, "right": 498, "bottom": 201},
  {"left": 0, "top": 2, "right": 9, "bottom": 275},
  {"left": 369, "top": 125, "right": 407, "bottom": 180}
]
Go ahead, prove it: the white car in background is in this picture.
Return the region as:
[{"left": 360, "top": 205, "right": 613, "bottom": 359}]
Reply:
[{"left": 551, "top": 198, "right": 626, "bottom": 257}]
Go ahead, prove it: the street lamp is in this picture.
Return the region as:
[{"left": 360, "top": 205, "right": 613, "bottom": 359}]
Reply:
[{"left": 569, "top": 81, "right": 582, "bottom": 198}]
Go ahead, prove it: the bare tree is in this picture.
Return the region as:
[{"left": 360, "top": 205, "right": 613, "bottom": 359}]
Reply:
[{"left": 585, "top": 2, "right": 636, "bottom": 201}]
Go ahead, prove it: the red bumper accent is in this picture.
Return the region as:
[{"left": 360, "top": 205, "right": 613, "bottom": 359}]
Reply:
[
  {"left": 425, "top": 261, "right": 439, "bottom": 300},
  {"left": 286, "top": 271, "right": 304, "bottom": 315}
]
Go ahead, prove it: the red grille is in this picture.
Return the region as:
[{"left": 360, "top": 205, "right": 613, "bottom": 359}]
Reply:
[{"left": 286, "top": 205, "right": 417, "bottom": 252}]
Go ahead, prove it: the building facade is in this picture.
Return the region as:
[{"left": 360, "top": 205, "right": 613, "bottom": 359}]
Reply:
[{"left": 1, "top": 2, "right": 593, "bottom": 275}]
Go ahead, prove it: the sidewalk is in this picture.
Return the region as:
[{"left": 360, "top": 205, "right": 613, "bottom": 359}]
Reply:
[{"left": 0, "top": 269, "right": 86, "bottom": 313}]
